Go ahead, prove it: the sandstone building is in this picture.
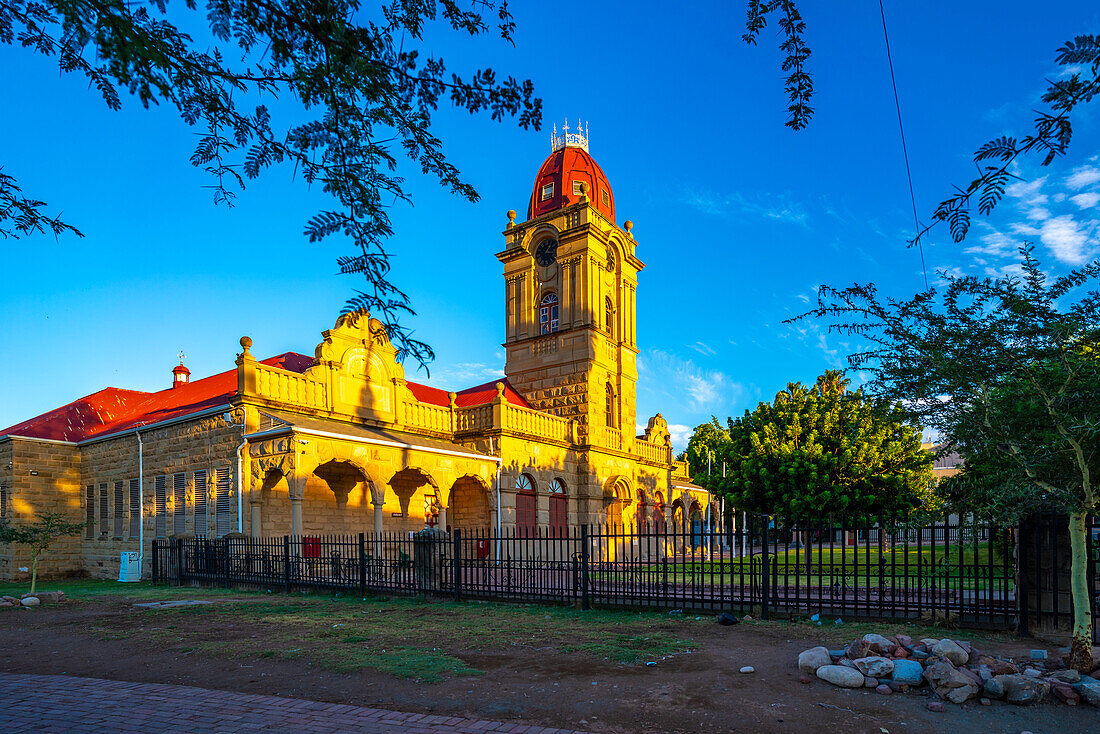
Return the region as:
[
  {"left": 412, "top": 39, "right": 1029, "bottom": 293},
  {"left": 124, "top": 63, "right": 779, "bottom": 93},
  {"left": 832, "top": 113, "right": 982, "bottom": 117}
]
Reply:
[{"left": 0, "top": 125, "right": 708, "bottom": 581}]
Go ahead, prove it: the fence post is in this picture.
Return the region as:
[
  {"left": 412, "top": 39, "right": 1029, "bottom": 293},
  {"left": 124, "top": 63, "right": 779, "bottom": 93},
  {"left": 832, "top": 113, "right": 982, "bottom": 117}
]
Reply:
[
  {"left": 453, "top": 528, "right": 462, "bottom": 603},
  {"left": 283, "top": 535, "right": 292, "bottom": 595},
  {"left": 358, "top": 532, "right": 367, "bottom": 598},
  {"left": 580, "top": 524, "right": 591, "bottom": 611},
  {"left": 1017, "top": 523, "right": 1030, "bottom": 637},
  {"left": 221, "top": 537, "right": 229, "bottom": 589},
  {"left": 761, "top": 518, "right": 770, "bottom": 621},
  {"left": 152, "top": 540, "right": 159, "bottom": 584},
  {"left": 176, "top": 537, "right": 184, "bottom": 586},
  {"left": 726, "top": 522, "right": 734, "bottom": 614}
]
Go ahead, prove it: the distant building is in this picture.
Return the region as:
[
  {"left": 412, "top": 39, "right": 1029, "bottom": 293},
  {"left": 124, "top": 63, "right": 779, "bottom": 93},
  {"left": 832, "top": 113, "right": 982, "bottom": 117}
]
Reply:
[
  {"left": 922, "top": 441, "right": 963, "bottom": 481},
  {"left": 0, "top": 124, "right": 708, "bottom": 581}
]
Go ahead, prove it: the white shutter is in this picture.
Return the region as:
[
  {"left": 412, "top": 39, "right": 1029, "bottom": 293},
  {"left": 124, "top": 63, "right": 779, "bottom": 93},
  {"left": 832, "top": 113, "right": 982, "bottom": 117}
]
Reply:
[
  {"left": 173, "top": 472, "right": 187, "bottom": 536},
  {"left": 214, "top": 467, "right": 232, "bottom": 537},
  {"left": 154, "top": 475, "right": 167, "bottom": 539},
  {"left": 193, "top": 469, "right": 208, "bottom": 537}
]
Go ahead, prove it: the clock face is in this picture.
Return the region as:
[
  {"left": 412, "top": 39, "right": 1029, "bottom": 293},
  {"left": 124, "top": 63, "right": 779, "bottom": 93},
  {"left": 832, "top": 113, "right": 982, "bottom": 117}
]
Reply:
[{"left": 535, "top": 239, "right": 558, "bottom": 267}]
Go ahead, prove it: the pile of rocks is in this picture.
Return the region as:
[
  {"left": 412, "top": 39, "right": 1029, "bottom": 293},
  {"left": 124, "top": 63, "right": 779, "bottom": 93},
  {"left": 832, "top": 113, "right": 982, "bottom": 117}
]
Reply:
[
  {"left": 798, "top": 632, "right": 1100, "bottom": 708},
  {"left": 0, "top": 591, "right": 66, "bottom": 609}
]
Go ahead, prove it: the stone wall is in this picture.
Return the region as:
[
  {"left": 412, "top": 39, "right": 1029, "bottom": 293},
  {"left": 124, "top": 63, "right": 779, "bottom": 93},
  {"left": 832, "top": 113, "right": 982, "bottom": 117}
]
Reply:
[
  {"left": 77, "top": 412, "right": 246, "bottom": 580},
  {"left": 0, "top": 438, "right": 83, "bottom": 582}
]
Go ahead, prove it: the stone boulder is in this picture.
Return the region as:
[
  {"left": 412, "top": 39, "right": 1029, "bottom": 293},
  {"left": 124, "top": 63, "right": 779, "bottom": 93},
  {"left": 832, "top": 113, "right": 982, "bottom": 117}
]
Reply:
[
  {"left": 1072, "top": 676, "right": 1100, "bottom": 706},
  {"left": 982, "top": 677, "right": 1005, "bottom": 699},
  {"left": 845, "top": 639, "right": 873, "bottom": 660},
  {"left": 1048, "top": 669, "right": 1081, "bottom": 684},
  {"left": 977, "top": 656, "right": 1018, "bottom": 676},
  {"left": 853, "top": 656, "right": 894, "bottom": 679},
  {"left": 0, "top": 601, "right": 13, "bottom": 609},
  {"left": 1051, "top": 683, "right": 1079, "bottom": 705},
  {"left": 24, "top": 591, "right": 65, "bottom": 603},
  {"left": 923, "top": 661, "right": 980, "bottom": 704},
  {"left": 862, "top": 633, "right": 898, "bottom": 656},
  {"left": 996, "top": 674, "right": 1049, "bottom": 705},
  {"left": 20, "top": 597, "right": 40, "bottom": 607},
  {"left": 2, "top": 596, "right": 20, "bottom": 605},
  {"left": 932, "top": 639, "right": 969, "bottom": 666},
  {"left": 890, "top": 659, "right": 924, "bottom": 686},
  {"left": 798, "top": 646, "right": 832, "bottom": 675},
  {"left": 817, "top": 664, "right": 866, "bottom": 688},
  {"left": 895, "top": 634, "right": 914, "bottom": 650}
]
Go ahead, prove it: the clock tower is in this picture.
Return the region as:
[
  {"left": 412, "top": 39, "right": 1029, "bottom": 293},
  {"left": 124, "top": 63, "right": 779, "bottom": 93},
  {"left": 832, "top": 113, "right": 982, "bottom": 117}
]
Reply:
[{"left": 497, "top": 123, "right": 642, "bottom": 450}]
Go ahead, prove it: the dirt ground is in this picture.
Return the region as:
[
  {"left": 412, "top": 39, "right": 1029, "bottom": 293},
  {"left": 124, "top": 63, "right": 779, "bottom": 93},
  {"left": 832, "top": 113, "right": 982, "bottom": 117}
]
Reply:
[{"left": 0, "top": 585, "right": 1096, "bottom": 734}]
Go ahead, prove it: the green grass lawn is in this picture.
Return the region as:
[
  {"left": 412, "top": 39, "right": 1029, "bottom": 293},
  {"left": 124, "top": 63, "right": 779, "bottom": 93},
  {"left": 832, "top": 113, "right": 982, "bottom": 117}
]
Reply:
[
  {"left": 0, "top": 579, "right": 698, "bottom": 683},
  {"left": 594, "top": 542, "right": 1014, "bottom": 591}
]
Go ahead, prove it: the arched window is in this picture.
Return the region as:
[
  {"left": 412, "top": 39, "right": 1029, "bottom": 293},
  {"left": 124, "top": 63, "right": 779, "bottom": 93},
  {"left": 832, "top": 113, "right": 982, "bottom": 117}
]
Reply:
[
  {"left": 652, "top": 492, "right": 665, "bottom": 528},
  {"left": 605, "top": 383, "right": 616, "bottom": 429},
  {"left": 635, "top": 492, "right": 648, "bottom": 530},
  {"left": 515, "top": 474, "right": 536, "bottom": 535},
  {"left": 604, "top": 296, "right": 614, "bottom": 337},
  {"left": 539, "top": 292, "right": 559, "bottom": 335},
  {"left": 548, "top": 479, "right": 567, "bottom": 535}
]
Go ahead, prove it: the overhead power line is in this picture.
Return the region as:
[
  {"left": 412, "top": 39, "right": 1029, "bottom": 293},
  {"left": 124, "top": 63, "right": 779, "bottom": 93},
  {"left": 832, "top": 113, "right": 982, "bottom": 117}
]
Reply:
[{"left": 879, "top": 0, "right": 929, "bottom": 289}]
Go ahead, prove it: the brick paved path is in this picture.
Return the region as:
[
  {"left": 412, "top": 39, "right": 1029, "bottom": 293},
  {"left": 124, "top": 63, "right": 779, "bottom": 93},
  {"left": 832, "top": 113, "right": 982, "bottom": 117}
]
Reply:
[{"left": 0, "top": 674, "right": 590, "bottom": 734}]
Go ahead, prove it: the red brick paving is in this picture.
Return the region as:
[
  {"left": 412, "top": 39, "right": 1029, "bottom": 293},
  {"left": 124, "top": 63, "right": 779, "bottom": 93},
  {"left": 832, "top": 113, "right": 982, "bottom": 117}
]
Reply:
[{"left": 0, "top": 674, "right": 591, "bottom": 734}]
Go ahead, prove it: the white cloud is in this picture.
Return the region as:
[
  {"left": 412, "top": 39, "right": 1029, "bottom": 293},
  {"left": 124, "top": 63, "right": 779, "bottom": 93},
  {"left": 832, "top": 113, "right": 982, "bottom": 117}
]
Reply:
[
  {"left": 667, "top": 423, "right": 693, "bottom": 452},
  {"left": 1066, "top": 166, "right": 1100, "bottom": 190},
  {"left": 1071, "top": 192, "right": 1100, "bottom": 209},
  {"left": 424, "top": 361, "right": 504, "bottom": 390},
  {"left": 688, "top": 341, "right": 717, "bottom": 357},
  {"left": 1039, "top": 215, "right": 1096, "bottom": 265},
  {"left": 1007, "top": 176, "right": 1048, "bottom": 205},
  {"left": 640, "top": 349, "right": 743, "bottom": 412},
  {"left": 680, "top": 186, "right": 808, "bottom": 225}
]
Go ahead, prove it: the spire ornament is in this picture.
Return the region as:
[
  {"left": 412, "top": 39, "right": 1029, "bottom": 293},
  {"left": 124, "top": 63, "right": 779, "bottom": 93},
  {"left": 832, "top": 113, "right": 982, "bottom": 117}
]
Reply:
[{"left": 550, "top": 118, "right": 589, "bottom": 152}]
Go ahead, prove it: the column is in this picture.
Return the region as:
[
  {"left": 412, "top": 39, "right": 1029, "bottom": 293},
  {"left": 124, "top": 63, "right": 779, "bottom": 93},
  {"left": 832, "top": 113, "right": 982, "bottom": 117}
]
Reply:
[
  {"left": 290, "top": 497, "right": 303, "bottom": 537},
  {"left": 250, "top": 501, "right": 262, "bottom": 538}
]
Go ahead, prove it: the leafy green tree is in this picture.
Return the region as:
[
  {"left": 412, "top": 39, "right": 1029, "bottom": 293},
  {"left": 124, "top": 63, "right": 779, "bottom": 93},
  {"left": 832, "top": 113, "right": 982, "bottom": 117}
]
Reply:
[
  {"left": 799, "top": 246, "right": 1099, "bottom": 671},
  {"left": 0, "top": 0, "right": 540, "bottom": 368},
  {"left": 718, "top": 371, "right": 933, "bottom": 521},
  {"left": 685, "top": 417, "right": 730, "bottom": 478},
  {"left": 0, "top": 512, "right": 85, "bottom": 594}
]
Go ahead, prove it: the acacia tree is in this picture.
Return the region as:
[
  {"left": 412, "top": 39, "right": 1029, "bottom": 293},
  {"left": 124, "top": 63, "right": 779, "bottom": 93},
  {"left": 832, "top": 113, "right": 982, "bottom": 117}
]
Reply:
[
  {"left": 0, "top": 0, "right": 540, "bottom": 369},
  {"left": 706, "top": 371, "right": 933, "bottom": 570},
  {"left": 0, "top": 512, "right": 85, "bottom": 594},
  {"left": 799, "top": 246, "right": 1100, "bottom": 671}
]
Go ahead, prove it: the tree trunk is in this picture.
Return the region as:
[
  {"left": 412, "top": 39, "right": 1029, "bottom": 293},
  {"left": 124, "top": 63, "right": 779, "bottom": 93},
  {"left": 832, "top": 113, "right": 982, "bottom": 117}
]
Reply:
[
  {"left": 30, "top": 552, "right": 39, "bottom": 595},
  {"left": 1067, "top": 511, "right": 1094, "bottom": 673}
]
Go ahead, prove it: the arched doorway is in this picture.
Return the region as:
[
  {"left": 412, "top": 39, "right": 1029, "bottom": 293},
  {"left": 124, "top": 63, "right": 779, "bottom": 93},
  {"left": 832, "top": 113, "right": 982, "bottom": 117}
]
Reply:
[
  {"left": 652, "top": 491, "right": 665, "bottom": 530},
  {"left": 689, "top": 501, "right": 705, "bottom": 551},
  {"left": 449, "top": 475, "right": 491, "bottom": 536},
  {"left": 389, "top": 467, "right": 437, "bottom": 534},
  {"left": 305, "top": 460, "right": 370, "bottom": 535}
]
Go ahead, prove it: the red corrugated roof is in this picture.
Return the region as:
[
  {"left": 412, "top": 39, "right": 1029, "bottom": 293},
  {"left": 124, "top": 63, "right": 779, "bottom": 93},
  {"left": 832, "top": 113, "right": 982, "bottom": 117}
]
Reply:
[
  {"left": 406, "top": 378, "right": 530, "bottom": 409},
  {"left": 0, "top": 353, "right": 313, "bottom": 443},
  {"left": 2, "top": 353, "right": 530, "bottom": 444}
]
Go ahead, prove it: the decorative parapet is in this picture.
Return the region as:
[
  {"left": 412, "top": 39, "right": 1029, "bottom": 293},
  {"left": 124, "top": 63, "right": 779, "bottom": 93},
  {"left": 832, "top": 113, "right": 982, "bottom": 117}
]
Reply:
[
  {"left": 501, "top": 402, "right": 573, "bottom": 443},
  {"left": 401, "top": 400, "right": 452, "bottom": 435},
  {"left": 671, "top": 459, "right": 691, "bottom": 481},
  {"left": 602, "top": 426, "right": 623, "bottom": 451},
  {"left": 455, "top": 404, "right": 493, "bottom": 434},
  {"left": 633, "top": 438, "right": 671, "bottom": 466},
  {"left": 254, "top": 363, "right": 329, "bottom": 411}
]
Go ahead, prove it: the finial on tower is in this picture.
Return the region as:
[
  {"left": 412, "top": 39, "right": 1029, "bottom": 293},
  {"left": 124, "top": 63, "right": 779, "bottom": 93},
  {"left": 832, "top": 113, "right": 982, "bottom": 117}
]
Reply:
[{"left": 550, "top": 117, "right": 589, "bottom": 152}]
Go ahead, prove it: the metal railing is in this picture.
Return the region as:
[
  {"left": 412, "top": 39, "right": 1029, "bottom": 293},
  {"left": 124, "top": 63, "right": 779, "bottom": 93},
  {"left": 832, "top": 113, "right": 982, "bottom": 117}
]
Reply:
[{"left": 149, "top": 512, "right": 1098, "bottom": 636}]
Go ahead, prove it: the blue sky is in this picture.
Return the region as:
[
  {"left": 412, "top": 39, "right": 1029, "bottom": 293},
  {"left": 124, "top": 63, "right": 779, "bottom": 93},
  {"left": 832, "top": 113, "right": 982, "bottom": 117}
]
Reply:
[{"left": 1, "top": 2, "right": 1098, "bottom": 450}]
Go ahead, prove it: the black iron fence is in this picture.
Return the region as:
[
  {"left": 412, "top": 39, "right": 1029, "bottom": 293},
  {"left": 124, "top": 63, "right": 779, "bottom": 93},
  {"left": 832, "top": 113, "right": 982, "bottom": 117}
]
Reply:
[{"left": 151, "top": 514, "right": 1099, "bottom": 638}]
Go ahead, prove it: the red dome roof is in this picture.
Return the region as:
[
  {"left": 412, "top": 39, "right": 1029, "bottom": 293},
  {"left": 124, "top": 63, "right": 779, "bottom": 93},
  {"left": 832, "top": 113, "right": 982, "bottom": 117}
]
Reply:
[{"left": 528, "top": 146, "right": 615, "bottom": 221}]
